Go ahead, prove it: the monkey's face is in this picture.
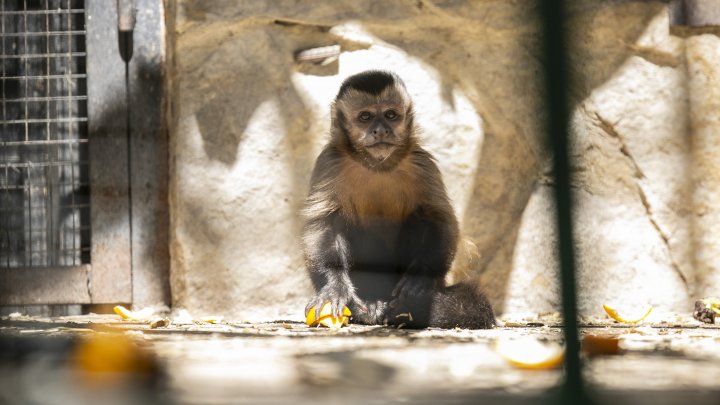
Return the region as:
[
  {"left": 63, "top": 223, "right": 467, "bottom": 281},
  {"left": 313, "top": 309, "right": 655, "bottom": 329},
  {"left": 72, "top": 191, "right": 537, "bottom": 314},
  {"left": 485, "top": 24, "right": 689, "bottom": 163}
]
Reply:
[
  {"left": 334, "top": 87, "right": 413, "bottom": 168},
  {"left": 349, "top": 103, "right": 406, "bottom": 160}
]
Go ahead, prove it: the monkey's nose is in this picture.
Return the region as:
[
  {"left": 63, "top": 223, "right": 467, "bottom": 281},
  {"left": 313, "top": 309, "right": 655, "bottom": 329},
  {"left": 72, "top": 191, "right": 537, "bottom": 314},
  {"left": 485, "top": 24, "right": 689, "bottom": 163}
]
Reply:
[{"left": 373, "top": 127, "right": 391, "bottom": 140}]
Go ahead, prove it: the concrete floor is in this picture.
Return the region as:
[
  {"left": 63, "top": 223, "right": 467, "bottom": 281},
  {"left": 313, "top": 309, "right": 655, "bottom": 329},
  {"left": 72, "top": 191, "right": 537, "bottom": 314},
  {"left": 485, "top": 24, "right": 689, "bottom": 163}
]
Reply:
[{"left": 2, "top": 313, "right": 720, "bottom": 405}]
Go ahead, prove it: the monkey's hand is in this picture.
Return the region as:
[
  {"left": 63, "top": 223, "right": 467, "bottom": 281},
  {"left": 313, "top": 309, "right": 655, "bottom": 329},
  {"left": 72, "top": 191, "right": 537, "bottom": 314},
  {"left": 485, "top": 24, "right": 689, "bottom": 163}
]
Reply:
[
  {"left": 305, "top": 284, "right": 354, "bottom": 320},
  {"left": 392, "top": 274, "right": 440, "bottom": 299}
]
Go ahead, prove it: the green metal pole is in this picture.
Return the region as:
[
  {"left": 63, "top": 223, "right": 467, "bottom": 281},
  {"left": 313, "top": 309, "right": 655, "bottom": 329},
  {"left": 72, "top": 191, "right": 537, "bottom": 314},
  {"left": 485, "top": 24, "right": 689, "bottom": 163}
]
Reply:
[{"left": 539, "top": 0, "right": 585, "bottom": 402}]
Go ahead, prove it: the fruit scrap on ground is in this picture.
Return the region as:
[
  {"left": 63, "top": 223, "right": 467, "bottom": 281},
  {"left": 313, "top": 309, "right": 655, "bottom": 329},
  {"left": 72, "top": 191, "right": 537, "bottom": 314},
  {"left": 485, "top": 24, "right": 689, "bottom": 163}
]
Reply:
[
  {"left": 305, "top": 302, "right": 351, "bottom": 329},
  {"left": 494, "top": 337, "right": 565, "bottom": 370},
  {"left": 603, "top": 303, "right": 652, "bottom": 324},
  {"left": 113, "top": 305, "right": 155, "bottom": 321},
  {"left": 582, "top": 334, "right": 620, "bottom": 357}
]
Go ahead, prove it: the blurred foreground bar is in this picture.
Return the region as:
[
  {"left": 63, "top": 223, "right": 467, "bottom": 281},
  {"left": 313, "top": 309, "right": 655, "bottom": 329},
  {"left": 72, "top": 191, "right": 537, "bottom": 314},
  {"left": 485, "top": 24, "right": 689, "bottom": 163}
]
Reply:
[{"left": 539, "top": 0, "right": 586, "bottom": 403}]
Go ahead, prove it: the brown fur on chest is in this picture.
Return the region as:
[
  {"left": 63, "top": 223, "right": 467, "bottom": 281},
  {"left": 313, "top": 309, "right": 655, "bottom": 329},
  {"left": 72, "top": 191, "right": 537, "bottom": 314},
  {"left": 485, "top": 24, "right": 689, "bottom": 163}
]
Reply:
[{"left": 335, "top": 157, "right": 420, "bottom": 225}]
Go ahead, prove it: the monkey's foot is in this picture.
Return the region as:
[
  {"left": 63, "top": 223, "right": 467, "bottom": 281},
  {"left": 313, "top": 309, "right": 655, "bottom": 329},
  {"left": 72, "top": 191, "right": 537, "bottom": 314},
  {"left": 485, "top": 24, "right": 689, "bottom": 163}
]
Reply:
[{"left": 349, "top": 300, "right": 389, "bottom": 325}]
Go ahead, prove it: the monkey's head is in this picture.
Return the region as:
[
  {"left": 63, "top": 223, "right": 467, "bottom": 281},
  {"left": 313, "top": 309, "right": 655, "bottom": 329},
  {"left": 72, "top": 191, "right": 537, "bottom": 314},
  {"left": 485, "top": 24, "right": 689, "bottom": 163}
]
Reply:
[{"left": 331, "top": 70, "right": 415, "bottom": 170}]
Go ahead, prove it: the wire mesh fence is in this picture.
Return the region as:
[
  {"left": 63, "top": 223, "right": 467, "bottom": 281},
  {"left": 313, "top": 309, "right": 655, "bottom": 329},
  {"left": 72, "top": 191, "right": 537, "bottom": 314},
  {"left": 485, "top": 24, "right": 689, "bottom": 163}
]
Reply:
[{"left": 0, "top": 0, "right": 89, "bottom": 268}]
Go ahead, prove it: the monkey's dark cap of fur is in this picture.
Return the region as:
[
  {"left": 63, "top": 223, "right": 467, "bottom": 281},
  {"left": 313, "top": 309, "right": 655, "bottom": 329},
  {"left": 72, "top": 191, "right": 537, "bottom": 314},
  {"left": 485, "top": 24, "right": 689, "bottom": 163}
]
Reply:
[{"left": 336, "top": 70, "right": 403, "bottom": 99}]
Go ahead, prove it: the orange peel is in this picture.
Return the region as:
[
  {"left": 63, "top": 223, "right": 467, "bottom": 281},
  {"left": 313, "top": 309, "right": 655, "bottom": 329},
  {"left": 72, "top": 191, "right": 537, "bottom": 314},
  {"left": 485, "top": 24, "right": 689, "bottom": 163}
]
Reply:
[
  {"left": 305, "top": 302, "right": 351, "bottom": 329},
  {"left": 603, "top": 303, "right": 652, "bottom": 324},
  {"left": 113, "top": 305, "right": 154, "bottom": 320}
]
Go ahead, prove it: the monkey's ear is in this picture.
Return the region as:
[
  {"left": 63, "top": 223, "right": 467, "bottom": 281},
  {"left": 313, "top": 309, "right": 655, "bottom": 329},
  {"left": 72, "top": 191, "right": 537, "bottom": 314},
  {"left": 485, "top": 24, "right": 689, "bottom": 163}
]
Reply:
[
  {"left": 405, "top": 102, "right": 415, "bottom": 124},
  {"left": 329, "top": 103, "right": 348, "bottom": 134},
  {"left": 405, "top": 101, "right": 414, "bottom": 116},
  {"left": 331, "top": 101, "right": 351, "bottom": 122},
  {"left": 329, "top": 103, "right": 338, "bottom": 126}
]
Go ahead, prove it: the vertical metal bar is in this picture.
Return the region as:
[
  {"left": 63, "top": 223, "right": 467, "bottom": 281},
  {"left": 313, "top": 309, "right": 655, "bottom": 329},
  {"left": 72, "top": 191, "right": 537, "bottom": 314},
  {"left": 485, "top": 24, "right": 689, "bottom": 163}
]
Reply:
[
  {"left": 45, "top": 1, "right": 50, "bottom": 144},
  {"left": 22, "top": 0, "right": 32, "bottom": 266},
  {"left": 25, "top": 160, "right": 31, "bottom": 266},
  {"left": 45, "top": 0, "right": 56, "bottom": 266},
  {"left": 67, "top": 0, "right": 75, "bottom": 265},
  {"left": 539, "top": 0, "right": 584, "bottom": 402},
  {"left": 1, "top": 0, "right": 5, "bottom": 268},
  {"left": 22, "top": 0, "right": 28, "bottom": 144},
  {"left": 3, "top": 166, "right": 7, "bottom": 268},
  {"left": 1, "top": 0, "right": 5, "bottom": 126},
  {"left": 61, "top": 0, "right": 74, "bottom": 143}
]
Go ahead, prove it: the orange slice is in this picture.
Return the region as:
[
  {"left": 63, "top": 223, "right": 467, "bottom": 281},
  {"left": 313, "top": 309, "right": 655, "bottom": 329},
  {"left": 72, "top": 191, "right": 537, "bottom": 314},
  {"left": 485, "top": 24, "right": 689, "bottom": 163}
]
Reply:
[
  {"left": 582, "top": 334, "right": 620, "bottom": 356},
  {"left": 305, "top": 302, "right": 351, "bottom": 329},
  {"left": 603, "top": 303, "right": 652, "bottom": 324},
  {"left": 494, "top": 337, "right": 565, "bottom": 370}
]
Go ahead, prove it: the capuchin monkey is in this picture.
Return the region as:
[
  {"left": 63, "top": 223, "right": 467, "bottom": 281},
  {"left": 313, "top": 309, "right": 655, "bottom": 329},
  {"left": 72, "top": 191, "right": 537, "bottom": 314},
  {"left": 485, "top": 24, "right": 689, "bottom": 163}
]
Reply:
[{"left": 302, "top": 70, "right": 495, "bottom": 329}]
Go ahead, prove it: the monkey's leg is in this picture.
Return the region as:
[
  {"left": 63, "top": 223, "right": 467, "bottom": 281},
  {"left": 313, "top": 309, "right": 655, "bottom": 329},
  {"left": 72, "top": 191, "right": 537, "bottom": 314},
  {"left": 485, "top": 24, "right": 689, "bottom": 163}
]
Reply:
[
  {"left": 393, "top": 211, "right": 455, "bottom": 299},
  {"left": 386, "top": 283, "right": 495, "bottom": 329},
  {"left": 428, "top": 283, "right": 495, "bottom": 329}
]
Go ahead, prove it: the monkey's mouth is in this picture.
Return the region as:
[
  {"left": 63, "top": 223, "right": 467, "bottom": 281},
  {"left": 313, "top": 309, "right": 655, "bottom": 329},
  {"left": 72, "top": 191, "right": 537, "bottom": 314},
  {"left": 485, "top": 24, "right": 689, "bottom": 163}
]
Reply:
[
  {"left": 365, "top": 142, "right": 397, "bottom": 160},
  {"left": 366, "top": 142, "right": 398, "bottom": 148}
]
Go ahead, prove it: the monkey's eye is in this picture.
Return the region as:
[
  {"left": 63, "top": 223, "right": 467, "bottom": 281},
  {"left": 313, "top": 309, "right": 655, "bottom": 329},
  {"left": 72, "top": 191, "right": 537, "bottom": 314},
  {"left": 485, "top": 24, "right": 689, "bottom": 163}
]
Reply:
[
  {"left": 358, "top": 111, "right": 373, "bottom": 122},
  {"left": 384, "top": 110, "right": 398, "bottom": 120}
]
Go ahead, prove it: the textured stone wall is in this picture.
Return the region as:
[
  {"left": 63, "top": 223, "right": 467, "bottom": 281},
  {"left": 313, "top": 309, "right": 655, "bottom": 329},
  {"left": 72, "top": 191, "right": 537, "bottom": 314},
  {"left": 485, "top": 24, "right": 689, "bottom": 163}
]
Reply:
[{"left": 168, "top": 0, "right": 720, "bottom": 321}]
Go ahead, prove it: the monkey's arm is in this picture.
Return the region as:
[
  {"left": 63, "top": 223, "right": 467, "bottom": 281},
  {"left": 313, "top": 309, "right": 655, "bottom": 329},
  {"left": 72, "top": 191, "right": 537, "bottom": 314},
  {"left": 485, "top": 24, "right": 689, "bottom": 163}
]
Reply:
[
  {"left": 302, "top": 147, "right": 362, "bottom": 319},
  {"left": 303, "top": 211, "right": 361, "bottom": 319},
  {"left": 304, "top": 208, "right": 388, "bottom": 324}
]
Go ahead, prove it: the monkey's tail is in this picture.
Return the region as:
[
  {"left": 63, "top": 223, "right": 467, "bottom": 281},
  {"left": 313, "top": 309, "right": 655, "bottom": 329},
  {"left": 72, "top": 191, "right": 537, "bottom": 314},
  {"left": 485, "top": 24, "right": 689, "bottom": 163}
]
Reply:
[{"left": 447, "top": 237, "right": 481, "bottom": 285}]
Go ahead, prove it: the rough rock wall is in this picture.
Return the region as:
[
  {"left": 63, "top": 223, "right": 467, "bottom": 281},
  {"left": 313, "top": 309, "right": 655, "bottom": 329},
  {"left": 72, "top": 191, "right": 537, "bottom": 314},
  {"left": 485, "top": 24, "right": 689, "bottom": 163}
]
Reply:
[{"left": 168, "top": 0, "right": 720, "bottom": 321}]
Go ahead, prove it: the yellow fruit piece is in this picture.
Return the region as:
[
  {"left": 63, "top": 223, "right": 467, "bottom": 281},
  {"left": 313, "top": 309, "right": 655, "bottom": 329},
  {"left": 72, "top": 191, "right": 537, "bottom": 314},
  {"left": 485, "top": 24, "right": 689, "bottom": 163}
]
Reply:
[
  {"left": 317, "top": 315, "right": 349, "bottom": 328},
  {"left": 199, "top": 315, "right": 224, "bottom": 324},
  {"left": 113, "top": 305, "right": 133, "bottom": 319},
  {"left": 704, "top": 297, "right": 720, "bottom": 315},
  {"left": 113, "top": 305, "right": 154, "bottom": 320},
  {"left": 494, "top": 338, "right": 565, "bottom": 370},
  {"left": 305, "top": 302, "right": 351, "bottom": 329},
  {"left": 603, "top": 303, "right": 652, "bottom": 324}
]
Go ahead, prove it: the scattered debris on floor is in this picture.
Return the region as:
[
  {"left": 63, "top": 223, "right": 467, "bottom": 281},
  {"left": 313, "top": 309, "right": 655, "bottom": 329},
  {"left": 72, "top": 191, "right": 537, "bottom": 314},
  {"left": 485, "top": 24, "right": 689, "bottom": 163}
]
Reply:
[
  {"left": 693, "top": 298, "right": 720, "bottom": 324},
  {"left": 2, "top": 313, "right": 720, "bottom": 404}
]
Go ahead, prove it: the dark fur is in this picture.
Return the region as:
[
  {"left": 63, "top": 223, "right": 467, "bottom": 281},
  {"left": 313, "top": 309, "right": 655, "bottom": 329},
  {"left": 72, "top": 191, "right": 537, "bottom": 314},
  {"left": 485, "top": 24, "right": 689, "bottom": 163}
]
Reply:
[
  {"left": 336, "top": 69, "right": 398, "bottom": 99},
  {"left": 302, "top": 71, "right": 495, "bottom": 329}
]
